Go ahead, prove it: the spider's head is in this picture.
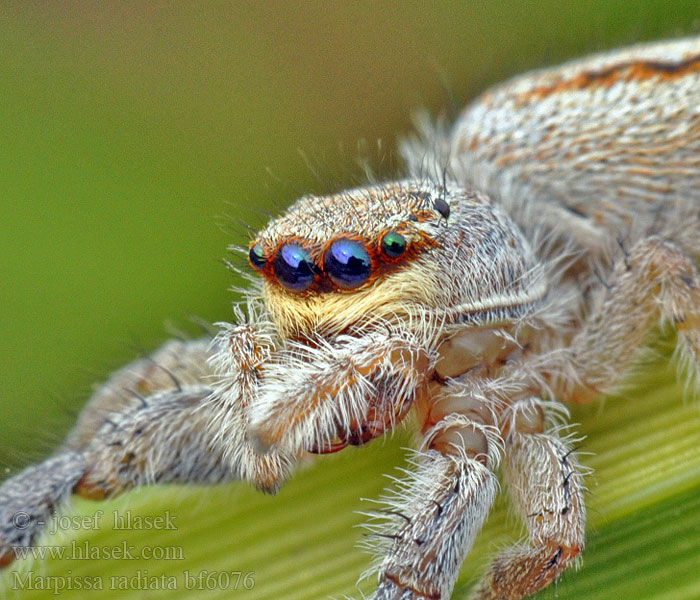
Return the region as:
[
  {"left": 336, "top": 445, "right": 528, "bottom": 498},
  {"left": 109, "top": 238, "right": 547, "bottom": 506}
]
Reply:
[{"left": 247, "top": 180, "right": 542, "bottom": 340}]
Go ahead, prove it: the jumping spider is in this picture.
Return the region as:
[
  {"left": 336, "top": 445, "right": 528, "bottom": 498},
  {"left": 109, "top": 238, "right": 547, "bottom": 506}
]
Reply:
[{"left": 2, "top": 34, "right": 700, "bottom": 600}]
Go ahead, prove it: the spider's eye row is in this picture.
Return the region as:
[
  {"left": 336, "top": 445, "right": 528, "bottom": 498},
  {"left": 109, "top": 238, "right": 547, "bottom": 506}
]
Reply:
[
  {"left": 273, "top": 243, "right": 317, "bottom": 291},
  {"left": 249, "top": 244, "right": 267, "bottom": 270},
  {"left": 381, "top": 231, "right": 407, "bottom": 258},
  {"left": 254, "top": 232, "right": 411, "bottom": 292},
  {"left": 324, "top": 238, "right": 371, "bottom": 289}
]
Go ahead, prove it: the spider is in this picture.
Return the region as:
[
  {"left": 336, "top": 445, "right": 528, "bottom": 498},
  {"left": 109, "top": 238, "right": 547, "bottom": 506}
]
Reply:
[{"left": 2, "top": 34, "right": 700, "bottom": 600}]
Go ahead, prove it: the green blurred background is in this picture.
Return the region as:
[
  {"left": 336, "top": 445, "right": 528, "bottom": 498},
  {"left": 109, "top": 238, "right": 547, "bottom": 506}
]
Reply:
[{"left": 1, "top": 2, "right": 700, "bottom": 598}]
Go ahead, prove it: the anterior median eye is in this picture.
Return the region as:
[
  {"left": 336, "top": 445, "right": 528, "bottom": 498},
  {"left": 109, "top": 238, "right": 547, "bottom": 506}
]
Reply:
[
  {"left": 249, "top": 244, "right": 266, "bottom": 270},
  {"left": 324, "top": 239, "right": 371, "bottom": 289},
  {"left": 273, "top": 243, "right": 316, "bottom": 291},
  {"left": 381, "top": 231, "right": 407, "bottom": 258}
]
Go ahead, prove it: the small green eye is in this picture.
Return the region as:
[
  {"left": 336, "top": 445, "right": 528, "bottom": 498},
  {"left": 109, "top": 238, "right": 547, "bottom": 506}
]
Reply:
[
  {"left": 249, "top": 244, "right": 266, "bottom": 270},
  {"left": 381, "top": 232, "right": 407, "bottom": 258}
]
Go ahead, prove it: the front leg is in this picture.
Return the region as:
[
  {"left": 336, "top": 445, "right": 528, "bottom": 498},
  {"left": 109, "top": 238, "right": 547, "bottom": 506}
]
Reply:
[
  {"left": 0, "top": 319, "right": 296, "bottom": 567},
  {"left": 0, "top": 373, "right": 233, "bottom": 566},
  {"left": 469, "top": 398, "right": 586, "bottom": 600},
  {"left": 1, "top": 338, "right": 222, "bottom": 567},
  {"left": 365, "top": 413, "right": 501, "bottom": 600}
]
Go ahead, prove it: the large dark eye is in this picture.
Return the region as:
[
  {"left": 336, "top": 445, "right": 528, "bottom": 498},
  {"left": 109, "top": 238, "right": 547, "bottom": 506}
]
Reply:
[
  {"left": 381, "top": 231, "right": 407, "bottom": 258},
  {"left": 249, "top": 244, "right": 266, "bottom": 270},
  {"left": 324, "top": 239, "right": 371, "bottom": 289},
  {"left": 273, "top": 243, "right": 316, "bottom": 291}
]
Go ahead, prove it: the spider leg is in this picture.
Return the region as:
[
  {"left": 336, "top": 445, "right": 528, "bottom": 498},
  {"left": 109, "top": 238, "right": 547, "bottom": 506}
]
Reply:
[
  {"left": 0, "top": 326, "right": 296, "bottom": 568},
  {"left": 553, "top": 236, "right": 700, "bottom": 402},
  {"left": 63, "top": 338, "right": 215, "bottom": 450},
  {"left": 469, "top": 397, "right": 586, "bottom": 600},
  {"left": 72, "top": 386, "right": 252, "bottom": 499},
  {"left": 365, "top": 412, "right": 501, "bottom": 600},
  {"left": 0, "top": 450, "right": 85, "bottom": 567}
]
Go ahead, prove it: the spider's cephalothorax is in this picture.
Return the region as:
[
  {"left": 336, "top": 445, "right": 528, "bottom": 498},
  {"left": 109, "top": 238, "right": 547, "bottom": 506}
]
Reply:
[
  {"left": 2, "top": 35, "right": 700, "bottom": 600},
  {"left": 242, "top": 180, "right": 549, "bottom": 458}
]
